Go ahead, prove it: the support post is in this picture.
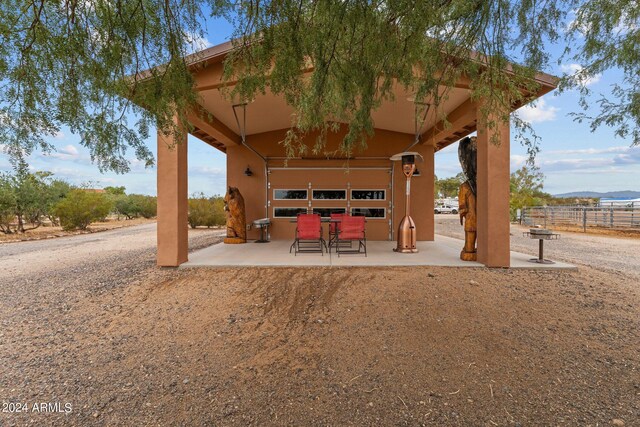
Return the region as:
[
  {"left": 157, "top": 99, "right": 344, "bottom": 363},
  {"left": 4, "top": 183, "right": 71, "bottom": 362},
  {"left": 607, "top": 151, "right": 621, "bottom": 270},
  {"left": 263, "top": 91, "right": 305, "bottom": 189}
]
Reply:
[
  {"left": 476, "top": 107, "right": 511, "bottom": 267},
  {"left": 157, "top": 123, "right": 188, "bottom": 266},
  {"left": 421, "top": 144, "right": 435, "bottom": 241}
]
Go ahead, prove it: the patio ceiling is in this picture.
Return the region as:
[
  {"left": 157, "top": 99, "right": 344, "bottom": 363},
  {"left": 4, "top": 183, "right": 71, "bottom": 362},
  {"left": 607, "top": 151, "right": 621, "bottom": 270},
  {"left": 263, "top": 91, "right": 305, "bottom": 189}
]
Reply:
[
  {"left": 196, "top": 82, "right": 470, "bottom": 138},
  {"left": 185, "top": 40, "right": 556, "bottom": 153}
]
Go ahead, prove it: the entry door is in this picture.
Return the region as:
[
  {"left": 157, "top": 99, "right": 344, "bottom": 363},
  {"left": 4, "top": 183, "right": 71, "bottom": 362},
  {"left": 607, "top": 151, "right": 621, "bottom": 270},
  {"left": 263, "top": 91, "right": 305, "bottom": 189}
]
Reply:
[{"left": 268, "top": 167, "right": 391, "bottom": 241}]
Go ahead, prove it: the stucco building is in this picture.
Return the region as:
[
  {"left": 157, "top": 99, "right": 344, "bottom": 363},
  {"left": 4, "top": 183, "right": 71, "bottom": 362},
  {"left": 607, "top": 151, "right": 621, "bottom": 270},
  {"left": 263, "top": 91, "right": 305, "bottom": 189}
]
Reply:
[{"left": 155, "top": 40, "right": 556, "bottom": 268}]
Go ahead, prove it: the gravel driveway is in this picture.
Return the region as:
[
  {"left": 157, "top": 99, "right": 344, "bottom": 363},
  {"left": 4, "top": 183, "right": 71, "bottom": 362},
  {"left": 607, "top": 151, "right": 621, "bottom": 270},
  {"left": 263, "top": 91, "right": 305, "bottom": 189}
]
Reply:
[
  {"left": 0, "top": 223, "right": 221, "bottom": 280},
  {"left": 0, "top": 223, "right": 224, "bottom": 426},
  {"left": 0, "top": 222, "right": 224, "bottom": 301},
  {"left": 1, "top": 221, "right": 638, "bottom": 426},
  {"left": 435, "top": 214, "right": 640, "bottom": 279}
]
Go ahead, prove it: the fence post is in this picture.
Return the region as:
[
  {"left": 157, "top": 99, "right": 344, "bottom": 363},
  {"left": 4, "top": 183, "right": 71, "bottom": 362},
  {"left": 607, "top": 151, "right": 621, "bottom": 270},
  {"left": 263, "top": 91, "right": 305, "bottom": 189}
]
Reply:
[
  {"left": 610, "top": 207, "right": 614, "bottom": 228},
  {"left": 583, "top": 208, "right": 587, "bottom": 232}
]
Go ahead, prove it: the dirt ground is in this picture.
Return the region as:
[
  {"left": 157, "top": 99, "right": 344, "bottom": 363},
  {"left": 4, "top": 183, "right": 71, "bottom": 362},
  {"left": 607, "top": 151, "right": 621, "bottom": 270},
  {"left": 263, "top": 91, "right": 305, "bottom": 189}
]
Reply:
[
  {"left": 2, "top": 258, "right": 639, "bottom": 425},
  {"left": 0, "top": 217, "right": 156, "bottom": 243},
  {"left": 435, "top": 214, "right": 640, "bottom": 279},
  {"left": 545, "top": 224, "right": 640, "bottom": 239}
]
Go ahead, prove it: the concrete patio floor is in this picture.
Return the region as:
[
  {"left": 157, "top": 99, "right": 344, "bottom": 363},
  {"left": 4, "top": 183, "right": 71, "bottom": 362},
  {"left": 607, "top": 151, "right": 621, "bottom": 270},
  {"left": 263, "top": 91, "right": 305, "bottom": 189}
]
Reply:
[{"left": 181, "top": 234, "right": 576, "bottom": 269}]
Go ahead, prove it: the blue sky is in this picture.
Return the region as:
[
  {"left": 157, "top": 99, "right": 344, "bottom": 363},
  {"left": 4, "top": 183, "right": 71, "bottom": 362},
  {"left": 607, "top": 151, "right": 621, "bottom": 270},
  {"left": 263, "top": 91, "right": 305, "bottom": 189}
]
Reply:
[{"left": 1, "top": 16, "right": 638, "bottom": 196}]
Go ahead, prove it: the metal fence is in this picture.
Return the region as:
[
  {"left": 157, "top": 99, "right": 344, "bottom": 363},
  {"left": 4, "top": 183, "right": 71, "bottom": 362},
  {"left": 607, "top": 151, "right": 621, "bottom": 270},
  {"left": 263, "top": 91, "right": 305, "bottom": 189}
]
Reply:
[{"left": 521, "top": 206, "right": 640, "bottom": 231}]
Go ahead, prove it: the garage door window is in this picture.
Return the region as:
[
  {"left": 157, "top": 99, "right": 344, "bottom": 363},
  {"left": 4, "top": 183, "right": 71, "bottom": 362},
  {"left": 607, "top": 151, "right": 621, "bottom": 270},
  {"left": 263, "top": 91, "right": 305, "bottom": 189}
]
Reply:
[
  {"left": 274, "top": 189, "right": 308, "bottom": 200},
  {"left": 351, "top": 190, "right": 386, "bottom": 200},
  {"left": 312, "top": 189, "right": 346, "bottom": 200},
  {"left": 351, "top": 207, "right": 386, "bottom": 219},
  {"left": 274, "top": 207, "right": 308, "bottom": 218},
  {"left": 312, "top": 207, "right": 347, "bottom": 218}
]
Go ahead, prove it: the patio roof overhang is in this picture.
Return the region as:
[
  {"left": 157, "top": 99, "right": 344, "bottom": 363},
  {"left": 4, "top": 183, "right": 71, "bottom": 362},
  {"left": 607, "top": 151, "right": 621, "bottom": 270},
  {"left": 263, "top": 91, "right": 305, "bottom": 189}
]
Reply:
[{"left": 179, "top": 40, "right": 557, "bottom": 154}]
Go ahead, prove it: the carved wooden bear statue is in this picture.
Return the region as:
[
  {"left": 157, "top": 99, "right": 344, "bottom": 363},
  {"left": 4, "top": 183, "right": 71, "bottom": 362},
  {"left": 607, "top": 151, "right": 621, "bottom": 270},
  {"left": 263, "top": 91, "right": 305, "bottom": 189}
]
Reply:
[{"left": 223, "top": 186, "right": 247, "bottom": 244}]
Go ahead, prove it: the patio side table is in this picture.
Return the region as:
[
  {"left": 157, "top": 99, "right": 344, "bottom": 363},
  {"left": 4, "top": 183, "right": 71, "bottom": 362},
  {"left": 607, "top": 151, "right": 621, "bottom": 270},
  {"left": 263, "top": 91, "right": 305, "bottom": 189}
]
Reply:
[{"left": 523, "top": 229, "right": 560, "bottom": 264}]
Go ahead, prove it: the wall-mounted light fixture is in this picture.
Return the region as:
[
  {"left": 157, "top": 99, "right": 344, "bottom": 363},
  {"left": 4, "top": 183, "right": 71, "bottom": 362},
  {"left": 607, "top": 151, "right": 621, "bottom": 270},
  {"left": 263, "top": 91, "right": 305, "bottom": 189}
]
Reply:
[{"left": 244, "top": 166, "right": 253, "bottom": 177}]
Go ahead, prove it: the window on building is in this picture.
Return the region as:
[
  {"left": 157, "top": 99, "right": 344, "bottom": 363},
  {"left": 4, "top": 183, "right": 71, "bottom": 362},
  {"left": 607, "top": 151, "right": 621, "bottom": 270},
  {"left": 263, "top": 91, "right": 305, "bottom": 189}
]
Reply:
[
  {"left": 351, "top": 189, "right": 386, "bottom": 200},
  {"left": 273, "top": 189, "right": 308, "bottom": 200},
  {"left": 312, "top": 189, "right": 346, "bottom": 200},
  {"left": 273, "top": 207, "right": 308, "bottom": 218},
  {"left": 351, "top": 207, "right": 386, "bottom": 218},
  {"left": 312, "top": 207, "right": 347, "bottom": 218}
]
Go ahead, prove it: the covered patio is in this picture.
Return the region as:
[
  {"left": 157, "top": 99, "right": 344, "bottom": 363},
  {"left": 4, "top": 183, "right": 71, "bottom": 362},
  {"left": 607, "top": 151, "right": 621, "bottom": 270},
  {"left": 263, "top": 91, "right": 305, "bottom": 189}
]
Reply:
[
  {"left": 156, "top": 40, "right": 557, "bottom": 268},
  {"left": 181, "top": 235, "right": 576, "bottom": 269}
]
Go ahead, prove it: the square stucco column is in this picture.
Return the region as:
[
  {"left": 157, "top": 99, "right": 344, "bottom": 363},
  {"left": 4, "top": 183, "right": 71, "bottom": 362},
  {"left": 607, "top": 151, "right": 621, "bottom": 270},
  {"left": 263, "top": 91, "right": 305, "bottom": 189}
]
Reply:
[
  {"left": 421, "top": 143, "right": 435, "bottom": 241},
  {"left": 157, "top": 127, "right": 188, "bottom": 267},
  {"left": 476, "top": 110, "right": 511, "bottom": 267}
]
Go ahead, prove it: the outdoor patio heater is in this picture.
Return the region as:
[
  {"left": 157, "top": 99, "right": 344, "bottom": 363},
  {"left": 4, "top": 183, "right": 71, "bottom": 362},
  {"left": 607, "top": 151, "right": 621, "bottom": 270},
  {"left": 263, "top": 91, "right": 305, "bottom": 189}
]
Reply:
[{"left": 390, "top": 151, "right": 424, "bottom": 253}]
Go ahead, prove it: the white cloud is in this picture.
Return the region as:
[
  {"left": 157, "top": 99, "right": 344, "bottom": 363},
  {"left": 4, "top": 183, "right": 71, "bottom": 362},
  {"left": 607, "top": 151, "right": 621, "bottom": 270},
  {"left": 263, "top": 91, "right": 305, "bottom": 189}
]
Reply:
[
  {"left": 613, "top": 146, "right": 640, "bottom": 165},
  {"left": 560, "top": 63, "right": 601, "bottom": 87},
  {"left": 510, "top": 154, "right": 528, "bottom": 170},
  {"left": 60, "top": 144, "right": 78, "bottom": 156},
  {"left": 185, "top": 31, "right": 213, "bottom": 54},
  {"left": 190, "top": 165, "right": 226, "bottom": 176},
  {"left": 54, "top": 130, "right": 66, "bottom": 140},
  {"left": 566, "top": 8, "right": 636, "bottom": 38},
  {"left": 515, "top": 98, "right": 559, "bottom": 124},
  {"left": 46, "top": 144, "right": 80, "bottom": 160},
  {"left": 540, "top": 157, "right": 612, "bottom": 172},
  {"left": 546, "top": 146, "right": 630, "bottom": 155},
  {"left": 613, "top": 11, "right": 638, "bottom": 34},
  {"left": 537, "top": 146, "right": 640, "bottom": 173}
]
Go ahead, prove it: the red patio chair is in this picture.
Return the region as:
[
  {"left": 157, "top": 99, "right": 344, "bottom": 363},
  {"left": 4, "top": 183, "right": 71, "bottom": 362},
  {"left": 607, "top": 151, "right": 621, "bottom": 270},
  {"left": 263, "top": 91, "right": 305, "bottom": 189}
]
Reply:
[
  {"left": 290, "top": 213, "right": 327, "bottom": 255},
  {"left": 337, "top": 215, "right": 367, "bottom": 256}
]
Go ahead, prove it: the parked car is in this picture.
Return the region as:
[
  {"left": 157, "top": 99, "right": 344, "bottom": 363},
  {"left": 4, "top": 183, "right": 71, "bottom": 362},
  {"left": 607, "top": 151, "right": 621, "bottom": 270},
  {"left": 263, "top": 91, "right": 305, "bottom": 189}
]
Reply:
[{"left": 434, "top": 204, "right": 458, "bottom": 214}]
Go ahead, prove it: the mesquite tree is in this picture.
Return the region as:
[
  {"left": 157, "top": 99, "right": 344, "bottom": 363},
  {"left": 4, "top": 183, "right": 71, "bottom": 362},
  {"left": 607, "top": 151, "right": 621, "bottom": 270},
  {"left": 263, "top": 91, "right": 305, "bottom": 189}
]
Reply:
[{"left": 0, "top": 0, "right": 638, "bottom": 171}]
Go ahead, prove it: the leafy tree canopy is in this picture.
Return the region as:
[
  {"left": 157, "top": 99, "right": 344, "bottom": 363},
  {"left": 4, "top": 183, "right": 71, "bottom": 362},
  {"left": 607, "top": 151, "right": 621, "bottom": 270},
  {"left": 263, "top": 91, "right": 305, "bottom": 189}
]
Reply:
[
  {"left": 436, "top": 173, "right": 466, "bottom": 198},
  {"left": 104, "top": 186, "right": 127, "bottom": 195},
  {"left": 0, "top": 0, "right": 638, "bottom": 172},
  {"left": 510, "top": 164, "right": 546, "bottom": 218}
]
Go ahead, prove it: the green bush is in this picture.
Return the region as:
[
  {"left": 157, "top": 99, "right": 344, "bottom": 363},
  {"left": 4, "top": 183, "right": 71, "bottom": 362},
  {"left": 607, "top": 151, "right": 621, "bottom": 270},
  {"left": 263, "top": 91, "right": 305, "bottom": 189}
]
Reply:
[
  {"left": 113, "top": 194, "right": 138, "bottom": 219},
  {"left": 130, "top": 194, "right": 157, "bottom": 219},
  {"left": 0, "top": 175, "right": 17, "bottom": 233},
  {"left": 113, "top": 194, "right": 157, "bottom": 219},
  {"left": 188, "top": 193, "right": 225, "bottom": 229},
  {"left": 53, "top": 189, "right": 113, "bottom": 230},
  {"left": 0, "top": 170, "right": 72, "bottom": 233}
]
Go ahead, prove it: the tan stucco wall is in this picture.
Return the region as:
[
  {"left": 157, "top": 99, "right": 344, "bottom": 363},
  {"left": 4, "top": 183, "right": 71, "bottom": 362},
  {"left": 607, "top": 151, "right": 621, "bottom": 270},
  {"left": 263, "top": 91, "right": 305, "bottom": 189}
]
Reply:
[{"left": 226, "top": 127, "right": 435, "bottom": 242}]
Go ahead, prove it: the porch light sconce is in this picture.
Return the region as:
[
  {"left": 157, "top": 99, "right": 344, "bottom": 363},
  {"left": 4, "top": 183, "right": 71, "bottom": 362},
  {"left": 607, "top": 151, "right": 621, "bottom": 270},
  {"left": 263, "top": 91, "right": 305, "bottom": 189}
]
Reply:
[
  {"left": 244, "top": 166, "right": 253, "bottom": 177},
  {"left": 390, "top": 151, "right": 424, "bottom": 253}
]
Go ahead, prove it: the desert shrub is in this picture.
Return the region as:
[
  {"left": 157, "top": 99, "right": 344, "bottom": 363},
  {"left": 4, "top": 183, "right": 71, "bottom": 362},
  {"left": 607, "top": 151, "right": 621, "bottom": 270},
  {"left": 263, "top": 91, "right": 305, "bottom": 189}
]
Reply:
[
  {"left": 0, "top": 174, "right": 16, "bottom": 233},
  {"left": 53, "top": 189, "right": 113, "bottom": 230},
  {"left": 103, "top": 186, "right": 126, "bottom": 195},
  {"left": 130, "top": 194, "right": 157, "bottom": 218},
  {"left": 0, "top": 170, "right": 72, "bottom": 233},
  {"left": 210, "top": 196, "right": 226, "bottom": 225},
  {"left": 43, "top": 179, "right": 72, "bottom": 225},
  {"left": 113, "top": 194, "right": 156, "bottom": 219},
  {"left": 188, "top": 193, "right": 225, "bottom": 228},
  {"left": 113, "top": 194, "right": 140, "bottom": 219}
]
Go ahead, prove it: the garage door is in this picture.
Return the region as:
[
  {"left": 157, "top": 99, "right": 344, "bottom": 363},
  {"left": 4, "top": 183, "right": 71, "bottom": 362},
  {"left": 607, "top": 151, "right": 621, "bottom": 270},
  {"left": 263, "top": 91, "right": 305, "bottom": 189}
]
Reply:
[{"left": 268, "top": 167, "right": 392, "bottom": 241}]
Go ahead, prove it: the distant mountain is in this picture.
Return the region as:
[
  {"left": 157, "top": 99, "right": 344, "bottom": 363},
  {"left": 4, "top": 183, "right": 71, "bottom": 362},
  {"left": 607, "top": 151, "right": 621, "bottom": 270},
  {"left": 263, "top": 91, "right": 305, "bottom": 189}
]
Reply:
[{"left": 553, "top": 191, "right": 640, "bottom": 199}]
